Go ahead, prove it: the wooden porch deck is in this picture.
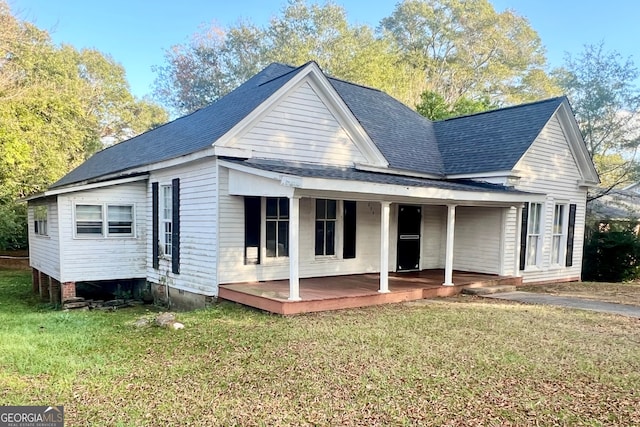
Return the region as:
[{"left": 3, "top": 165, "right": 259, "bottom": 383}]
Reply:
[{"left": 218, "top": 270, "right": 522, "bottom": 315}]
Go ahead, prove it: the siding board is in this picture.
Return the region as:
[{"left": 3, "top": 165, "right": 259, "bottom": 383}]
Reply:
[
  {"left": 511, "top": 115, "right": 588, "bottom": 283},
  {"left": 231, "top": 81, "right": 369, "bottom": 166}
]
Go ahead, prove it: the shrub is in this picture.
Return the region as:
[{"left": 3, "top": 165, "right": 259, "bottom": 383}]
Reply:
[
  {"left": 583, "top": 222, "right": 640, "bottom": 282},
  {"left": 0, "top": 203, "right": 28, "bottom": 250}
]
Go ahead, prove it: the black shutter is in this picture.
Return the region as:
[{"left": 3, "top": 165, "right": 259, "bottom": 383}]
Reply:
[
  {"left": 343, "top": 201, "right": 357, "bottom": 259},
  {"left": 171, "top": 178, "right": 180, "bottom": 274},
  {"left": 244, "top": 197, "right": 261, "bottom": 264},
  {"left": 152, "top": 182, "right": 159, "bottom": 269},
  {"left": 519, "top": 203, "right": 529, "bottom": 271},
  {"left": 566, "top": 203, "right": 577, "bottom": 267}
]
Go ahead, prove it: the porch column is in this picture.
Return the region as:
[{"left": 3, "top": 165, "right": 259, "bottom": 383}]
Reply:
[
  {"left": 514, "top": 205, "right": 523, "bottom": 277},
  {"left": 288, "top": 196, "right": 301, "bottom": 301},
  {"left": 443, "top": 204, "right": 456, "bottom": 286},
  {"left": 379, "top": 201, "right": 391, "bottom": 293}
]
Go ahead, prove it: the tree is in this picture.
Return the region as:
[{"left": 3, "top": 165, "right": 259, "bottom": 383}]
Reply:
[
  {"left": 556, "top": 42, "right": 640, "bottom": 191},
  {"left": 0, "top": 1, "right": 168, "bottom": 249},
  {"left": 416, "top": 89, "right": 495, "bottom": 120},
  {"left": 380, "top": 0, "right": 560, "bottom": 107},
  {"left": 153, "top": 1, "right": 405, "bottom": 115},
  {"left": 153, "top": 0, "right": 559, "bottom": 116}
]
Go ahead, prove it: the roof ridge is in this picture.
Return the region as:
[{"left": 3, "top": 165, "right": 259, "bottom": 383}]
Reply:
[{"left": 437, "top": 96, "right": 567, "bottom": 123}]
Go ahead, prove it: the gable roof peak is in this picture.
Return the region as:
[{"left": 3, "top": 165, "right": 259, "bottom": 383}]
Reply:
[{"left": 437, "top": 96, "right": 567, "bottom": 123}]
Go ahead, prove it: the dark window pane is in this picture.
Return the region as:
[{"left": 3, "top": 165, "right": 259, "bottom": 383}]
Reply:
[
  {"left": 279, "top": 198, "right": 289, "bottom": 219},
  {"left": 77, "top": 221, "right": 102, "bottom": 234},
  {"left": 266, "top": 221, "right": 276, "bottom": 257},
  {"left": 315, "top": 221, "right": 325, "bottom": 255},
  {"left": 278, "top": 221, "right": 289, "bottom": 256},
  {"left": 343, "top": 201, "right": 356, "bottom": 259},
  {"left": 108, "top": 222, "right": 132, "bottom": 234},
  {"left": 316, "top": 199, "right": 326, "bottom": 219},
  {"left": 327, "top": 200, "right": 337, "bottom": 219},
  {"left": 326, "top": 221, "right": 335, "bottom": 255},
  {"left": 244, "top": 197, "right": 261, "bottom": 264},
  {"left": 266, "top": 198, "right": 277, "bottom": 219}
]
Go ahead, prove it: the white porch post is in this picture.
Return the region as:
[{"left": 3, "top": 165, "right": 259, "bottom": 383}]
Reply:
[
  {"left": 288, "top": 196, "right": 301, "bottom": 301},
  {"left": 379, "top": 201, "right": 391, "bottom": 293},
  {"left": 514, "top": 205, "right": 523, "bottom": 277},
  {"left": 443, "top": 204, "right": 456, "bottom": 286}
]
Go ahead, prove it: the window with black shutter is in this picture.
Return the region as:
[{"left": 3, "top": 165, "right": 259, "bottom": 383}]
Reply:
[
  {"left": 566, "top": 204, "right": 577, "bottom": 267},
  {"left": 171, "top": 178, "right": 180, "bottom": 274},
  {"left": 152, "top": 182, "right": 159, "bottom": 269},
  {"left": 343, "top": 201, "right": 356, "bottom": 259},
  {"left": 244, "top": 197, "right": 261, "bottom": 264}
]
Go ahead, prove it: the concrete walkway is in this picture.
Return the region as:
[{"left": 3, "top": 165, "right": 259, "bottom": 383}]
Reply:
[{"left": 483, "top": 291, "right": 640, "bottom": 318}]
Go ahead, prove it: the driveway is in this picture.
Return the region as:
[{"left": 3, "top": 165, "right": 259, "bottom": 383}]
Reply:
[{"left": 483, "top": 291, "right": 640, "bottom": 318}]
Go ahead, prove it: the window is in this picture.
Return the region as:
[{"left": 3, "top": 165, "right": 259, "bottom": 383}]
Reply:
[
  {"left": 266, "top": 197, "right": 288, "bottom": 257},
  {"left": 244, "top": 197, "right": 261, "bottom": 264},
  {"left": 107, "top": 205, "right": 133, "bottom": 236},
  {"left": 526, "top": 202, "right": 543, "bottom": 267},
  {"left": 551, "top": 204, "right": 567, "bottom": 265},
  {"left": 162, "top": 185, "right": 172, "bottom": 256},
  {"left": 76, "top": 204, "right": 103, "bottom": 235},
  {"left": 34, "top": 206, "right": 48, "bottom": 236},
  {"left": 315, "top": 199, "right": 337, "bottom": 256},
  {"left": 75, "top": 204, "right": 134, "bottom": 237},
  {"left": 343, "top": 201, "right": 357, "bottom": 259}
]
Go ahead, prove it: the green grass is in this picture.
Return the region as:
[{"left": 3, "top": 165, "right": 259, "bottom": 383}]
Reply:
[{"left": 1, "top": 269, "right": 639, "bottom": 426}]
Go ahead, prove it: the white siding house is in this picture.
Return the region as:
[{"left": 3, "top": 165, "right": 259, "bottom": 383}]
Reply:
[{"left": 27, "top": 61, "right": 599, "bottom": 311}]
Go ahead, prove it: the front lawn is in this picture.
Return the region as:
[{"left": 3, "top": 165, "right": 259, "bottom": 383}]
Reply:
[{"left": 1, "top": 269, "right": 639, "bottom": 426}]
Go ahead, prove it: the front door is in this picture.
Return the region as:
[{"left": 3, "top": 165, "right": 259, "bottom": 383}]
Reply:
[{"left": 397, "top": 205, "right": 421, "bottom": 271}]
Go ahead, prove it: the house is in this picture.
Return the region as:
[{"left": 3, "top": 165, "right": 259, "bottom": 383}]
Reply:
[
  {"left": 588, "top": 185, "right": 640, "bottom": 234},
  {"left": 26, "top": 61, "right": 599, "bottom": 312}
]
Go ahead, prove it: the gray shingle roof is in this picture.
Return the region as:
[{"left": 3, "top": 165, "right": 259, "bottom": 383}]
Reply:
[
  {"left": 226, "top": 158, "right": 530, "bottom": 194},
  {"left": 51, "top": 63, "right": 302, "bottom": 188},
  {"left": 51, "top": 62, "right": 567, "bottom": 189},
  {"left": 329, "top": 79, "right": 443, "bottom": 176},
  {"left": 434, "top": 97, "right": 566, "bottom": 175}
]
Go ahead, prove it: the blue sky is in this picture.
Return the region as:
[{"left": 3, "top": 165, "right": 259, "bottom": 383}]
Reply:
[{"left": 11, "top": 0, "right": 640, "bottom": 99}]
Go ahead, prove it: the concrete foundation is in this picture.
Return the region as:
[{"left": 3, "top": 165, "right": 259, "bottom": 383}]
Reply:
[{"left": 149, "top": 282, "right": 215, "bottom": 311}]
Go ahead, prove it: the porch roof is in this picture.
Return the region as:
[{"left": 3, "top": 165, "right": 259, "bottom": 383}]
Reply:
[{"left": 221, "top": 158, "right": 543, "bottom": 204}]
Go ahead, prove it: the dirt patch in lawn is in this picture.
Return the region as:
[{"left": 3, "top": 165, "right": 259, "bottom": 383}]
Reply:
[{"left": 520, "top": 281, "right": 640, "bottom": 307}]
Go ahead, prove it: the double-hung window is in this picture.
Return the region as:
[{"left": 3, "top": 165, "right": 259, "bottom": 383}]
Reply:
[
  {"left": 75, "top": 204, "right": 134, "bottom": 237},
  {"left": 76, "top": 205, "right": 103, "bottom": 235},
  {"left": 266, "top": 197, "right": 289, "bottom": 258},
  {"left": 107, "top": 205, "right": 134, "bottom": 236},
  {"left": 551, "top": 204, "right": 567, "bottom": 265},
  {"left": 526, "top": 202, "right": 543, "bottom": 267},
  {"left": 315, "top": 199, "right": 337, "bottom": 256},
  {"left": 34, "top": 206, "right": 48, "bottom": 236},
  {"left": 162, "top": 185, "right": 173, "bottom": 256}
]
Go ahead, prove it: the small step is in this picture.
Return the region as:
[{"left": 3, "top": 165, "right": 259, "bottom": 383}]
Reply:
[{"left": 462, "top": 285, "right": 517, "bottom": 296}]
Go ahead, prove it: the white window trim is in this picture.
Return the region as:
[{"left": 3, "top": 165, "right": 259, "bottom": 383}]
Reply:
[
  {"left": 262, "top": 197, "right": 290, "bottom": 263},
  {"left": 550, "top": 202, "right": 569, "bottom": 267},
  {"left": 160, "top": 185, "right": 172, "bottom": 257},
  {"left": 524, "top": 202, "right": 545, "bottom": 270},
  {"left": 73, "top": 203, "right": 136, "bottom": 239},
  {"left": 314, "top": 199, "right": 343, "bottom": 260},
  {"left": 34, "top": 206, "right": 48, "bottom": 237}
]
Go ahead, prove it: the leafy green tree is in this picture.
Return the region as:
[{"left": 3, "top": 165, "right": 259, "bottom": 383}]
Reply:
[
  {"left": 555, "top": 42, "right": 640, "bottom": 191},
  {"left": 0, "top": 1, "right": 168, "bottom": 249},
  {"left": 380, "top": 0, "right": 560, "bottom": 107},
  {"left": 153, "top": 0, "right": 559, "bottom": 116},
  {"left": 416, "top": 90, "right": 495, "bottom": 120},
  {"left": 153, "top": 1, "right": 405, "bottom": 115}
]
